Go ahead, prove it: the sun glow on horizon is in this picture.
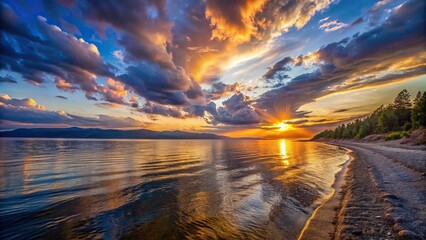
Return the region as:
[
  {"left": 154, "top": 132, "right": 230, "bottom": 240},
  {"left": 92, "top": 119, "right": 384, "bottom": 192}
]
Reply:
[{"left": 277, "top": 123, "right": 290, "bottom": 131}]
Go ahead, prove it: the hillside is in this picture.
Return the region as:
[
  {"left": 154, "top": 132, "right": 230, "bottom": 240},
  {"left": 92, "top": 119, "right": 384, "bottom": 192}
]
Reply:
[{"left": 0, "top": 127, "right": 230, "bottom": 139}]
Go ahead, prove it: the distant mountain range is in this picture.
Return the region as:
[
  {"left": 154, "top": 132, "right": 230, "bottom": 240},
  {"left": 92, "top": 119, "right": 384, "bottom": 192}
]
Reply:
[{"left": 0, "top": 127, "right": 231, "bottom": 139}]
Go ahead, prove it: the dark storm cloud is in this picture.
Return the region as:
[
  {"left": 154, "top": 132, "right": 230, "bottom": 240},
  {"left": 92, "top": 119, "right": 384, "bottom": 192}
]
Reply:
[
  {"left": 0, "top": 3, "right": 40, "bottom": 41},
  {"left": 0, "top": 76, "right": 17, "bottom": 84},
  {"left": 0, "top": 94, "right": 145, "bottom": 128},
  {"left": 262, "top": 57, "right": 294, "bottom": 80},
  {"left": 36, "top": 16, "right": 107, "bottom": 74},
  {"left": 257, "top": 0, "right": 426, "bottom": 119},
  {"left": 139, "top": 102, "right": 184, "bottom": 119},
  {"left": 0, "top": 5, "right": 118, "bottom": 101},
  {"left": 212, "top": 94, "right": 262, "bottom": 125},
  {"left": 204, "top": 82, "right": 244, "bottom": 101},
  {"left": 118, "top": 64, "right": 199, "bottom": 106},
  {"left": 179, "top": 93, "right": 263, "bottom": 125},
  {"left": 77, "top": 0, "right": 205, "bottom": 105}
]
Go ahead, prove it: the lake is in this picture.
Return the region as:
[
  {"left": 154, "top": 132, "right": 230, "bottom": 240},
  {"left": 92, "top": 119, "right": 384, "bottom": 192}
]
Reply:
[{"left": 0, "top": 139, "right": 348, "bottom": 239}]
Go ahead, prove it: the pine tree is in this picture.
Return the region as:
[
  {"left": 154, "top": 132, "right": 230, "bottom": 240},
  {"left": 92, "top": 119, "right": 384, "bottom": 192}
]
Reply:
[
  {"left": 414, "top": 92, "right": 426, "bottom": 127},
  {"left": 312, "top": 90, "right": 425, "bottom": 140},
  {"left": 392, "top": 89, "right": 411, "bottom": 129},
  {"left": 393, "top": 89, "right": 412, "bottom": 109},
  {"left": 356, "top": 125, "right": 368, "bottom": 139},
  {"left": 378, "top": 108, "right": 399, "bottom": 133},
  {"left": 411, "top": 91, "right": 423, "bottom": 129}
]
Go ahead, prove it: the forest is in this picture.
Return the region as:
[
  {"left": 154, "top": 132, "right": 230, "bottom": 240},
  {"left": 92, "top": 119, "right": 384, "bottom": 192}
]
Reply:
[{"left": 313, "top": 89, "right": 426, "bottom": 142}]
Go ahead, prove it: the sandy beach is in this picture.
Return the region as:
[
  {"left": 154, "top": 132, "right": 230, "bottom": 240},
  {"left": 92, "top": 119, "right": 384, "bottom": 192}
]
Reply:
[{"left": 301, "top": 140, "right": 425, "bottom": 240}]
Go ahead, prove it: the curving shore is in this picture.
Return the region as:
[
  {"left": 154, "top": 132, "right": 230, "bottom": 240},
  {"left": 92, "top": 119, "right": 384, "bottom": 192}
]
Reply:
[{"left": 301, "top": 140, "right": 426, "bottom": 240}]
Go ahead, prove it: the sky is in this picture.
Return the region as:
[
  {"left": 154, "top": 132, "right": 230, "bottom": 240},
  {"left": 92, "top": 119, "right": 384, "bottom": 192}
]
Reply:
[{"left": 0, "top": 0, "right": 425, "bottom": 138}]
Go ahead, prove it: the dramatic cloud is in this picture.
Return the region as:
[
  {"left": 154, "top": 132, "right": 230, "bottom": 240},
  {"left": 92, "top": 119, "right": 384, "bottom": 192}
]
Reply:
[
  {"left": 204, "top": 0, "right": 334, "bottom": 44},
  {"left": 1, "top": 5, "right": 115, "bottom": 100},
  {"left": 0, "top": 94, "right": 145, "bottom": 128},
  {"left": 1, "top": 0, "right": 337, "bottom": 119},
  {"left": 0, "top": 3, "right": 40, "bottom": 41},
  {"left": 1, "top": 0, "right": 424, "bottom": 134},
  {"left": 136, "top": 92, "right": 264, "bottom": 125},
  {"left": 257, "top": 0, "right": 426, "bottom": 120},
  {"left": 78, "top": 0, "right": 205, "bottom": 105},
  {"left": 139, "top": 102, "right": 184, "bottom": 119},
  {"left": 204, "top": 82, "right": 245, "bottom": 100},
  {"left": 262, "top": 57, "right": 294, "bottom": 81},
  {"left": 0, "top": 94, "right": 45, "bottom": 110},
  {"left": 118, "top": 64, "right": 201, "bottom": 105},
  {"left": 348, "top": 0, "right": 396, "bottom": 28},
  {"left": 55, "top": 77, "right": 78, "bottom": 92},
  {"left": 257, "top": 0, "right": 334, "bottom": 34},
  {"left": 366, "top": 0, "right": 395, "bottom": 27},
  {"left": 213, "top": 93, "right": 263, "bottom": 125},
  {"left": 98, "top": 78, "right": 127, "bottom": 104},
  {"left": 0, "top": 76, "right": 17, "bottom": 84},
  {"left": 205, "top": 0, "right": 266, "bottom": 43}
]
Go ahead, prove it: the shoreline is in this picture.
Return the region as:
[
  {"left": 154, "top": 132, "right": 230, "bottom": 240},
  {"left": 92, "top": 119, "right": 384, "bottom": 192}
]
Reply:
[
  {"left": 302, "top": 140, "right": 425, "bottom": 239},
  {"left": 298, "top": 146, "right": 353, "bottom": 240}
]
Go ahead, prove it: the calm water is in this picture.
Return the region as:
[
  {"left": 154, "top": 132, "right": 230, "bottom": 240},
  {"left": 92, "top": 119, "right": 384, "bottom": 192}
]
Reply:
[{"left": 0, "top": 139, "right": 348, "bottom": 240}]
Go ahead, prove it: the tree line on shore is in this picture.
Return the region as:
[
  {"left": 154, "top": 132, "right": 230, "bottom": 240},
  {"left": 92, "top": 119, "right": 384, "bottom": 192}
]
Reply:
[{"left": 313, "top": 89, "right": 426, "bottom": 141}]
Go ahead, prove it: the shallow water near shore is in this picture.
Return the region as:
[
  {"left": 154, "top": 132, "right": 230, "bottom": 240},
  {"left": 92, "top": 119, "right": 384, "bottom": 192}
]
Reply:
[{"left": 0, "top": 139, "right": 348, "bottom": 239}]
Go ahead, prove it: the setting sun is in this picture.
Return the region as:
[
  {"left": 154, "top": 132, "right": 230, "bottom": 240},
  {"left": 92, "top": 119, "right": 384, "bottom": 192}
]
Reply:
[{"left": 277, "top": 123, "right": 290, "bottom": 131}]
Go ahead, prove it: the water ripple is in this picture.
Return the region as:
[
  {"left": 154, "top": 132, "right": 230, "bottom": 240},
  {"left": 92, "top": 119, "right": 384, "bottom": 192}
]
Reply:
[{"left": 0, "top": 139, "right": 348, "bottom": 240}]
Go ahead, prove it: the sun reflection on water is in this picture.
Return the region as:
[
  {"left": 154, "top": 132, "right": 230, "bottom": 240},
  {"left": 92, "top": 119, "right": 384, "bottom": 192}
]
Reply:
[
  {"left": 280, "top": 139, "right": 290, "bottom": 165},
  {"left": 0, "top": 139, "right": 350, "bottom": 239}
]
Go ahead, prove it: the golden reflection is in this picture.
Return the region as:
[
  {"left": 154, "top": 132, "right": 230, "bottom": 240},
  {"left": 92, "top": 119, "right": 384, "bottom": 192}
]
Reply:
[{"left": 280, "top": 139, "right": 289, "bottom": 165}]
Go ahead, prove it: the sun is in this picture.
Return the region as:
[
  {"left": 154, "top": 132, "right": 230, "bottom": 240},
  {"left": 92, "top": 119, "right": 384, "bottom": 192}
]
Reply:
[{"left": 277, "top": 123, "right": 289, "bottom": 131}]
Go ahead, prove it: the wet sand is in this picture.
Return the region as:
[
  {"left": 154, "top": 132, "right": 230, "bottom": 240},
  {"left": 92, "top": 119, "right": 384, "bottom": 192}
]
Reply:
[
  {"left": 298, "top": 149, "right": 352, "bottom": 240},
  {"left": 303, "top": 141, "right": 425, "bottom": 240}
]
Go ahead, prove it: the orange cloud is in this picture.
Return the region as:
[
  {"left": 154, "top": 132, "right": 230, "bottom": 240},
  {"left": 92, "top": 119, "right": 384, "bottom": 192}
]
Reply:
[
  {"left": 205, "top": 0, "right": 267, "bottom": 43},
  {"left": 55, "top": 77, "right": 77, "bottom": 92},
  {"left": 99, "top": 78, "right": 128, "bottom": 104}
]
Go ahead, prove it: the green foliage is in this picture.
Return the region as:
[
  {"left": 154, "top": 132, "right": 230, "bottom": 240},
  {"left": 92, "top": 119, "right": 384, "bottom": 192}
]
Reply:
[
  {"left": 378, "top": 108, "right": 398, "bottom": 133},
  {"left": 313, "top": 90, "right": 425, "bottom": 141},
  {"left": 390, "top": 89, "right": 411, "bottom": 130},
  {"left": 384, "top": 132, "right": 402, "bottom": 141},
  {"left": 419, "top": 92, "right": 426, "bottom": 127},
  {"left": 392, "top": 89, "right": 411, "bottom": 109},
  {"left": 356, "top": 125, "right": 368, "bottom": 139},
  {"left": 402, "top": 122, "right": 412, "bottom": 131},
  {"left": 411, "top": 91, "right": 426, "bottom": 129},
  {"left": 402, "top": 131, "right": 410, "bottom": 138}
]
